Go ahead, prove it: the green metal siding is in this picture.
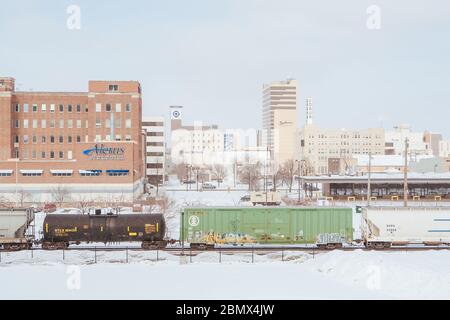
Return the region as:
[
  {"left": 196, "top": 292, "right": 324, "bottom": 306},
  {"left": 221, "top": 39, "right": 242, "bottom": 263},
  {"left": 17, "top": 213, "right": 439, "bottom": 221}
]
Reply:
[{"left": 181, "top": 207, "right": 353, "bottom": 245}]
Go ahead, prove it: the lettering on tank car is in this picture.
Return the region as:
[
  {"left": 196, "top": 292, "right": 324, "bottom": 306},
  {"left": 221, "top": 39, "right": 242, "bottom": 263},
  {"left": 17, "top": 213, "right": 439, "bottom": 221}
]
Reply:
[
  {"left": 55, "top": 227, "right": 78, "bottom": 234},
  {"left": 145, "top": 224, "right": 156, "bottom": 233}
]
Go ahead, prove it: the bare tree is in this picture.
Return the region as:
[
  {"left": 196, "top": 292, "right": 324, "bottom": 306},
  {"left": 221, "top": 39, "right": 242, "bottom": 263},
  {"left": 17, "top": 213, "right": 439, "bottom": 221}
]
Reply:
[
  {"left": 279, "top": 160, "right": 298, "bottom": 193},
  {"left": 0, "top": 195, "right": 15, "bottom": 209},
  {"left": 15, "top": 189, "right": 31, "bottom": 207},
  {"left": 211, "top": 164, "right": 227, "bottom": 187},
  {"left": 76, "top": 196, "right": 93, "bottom": 214},
  {"left": 172, "top": 162, "right": 188, "bottom": 182},
  {"left": 51, "top": 185, "right": 71, "bottom": 208},
  {"left": 238, "top": 162, "right": 263, "bottom": 191}
]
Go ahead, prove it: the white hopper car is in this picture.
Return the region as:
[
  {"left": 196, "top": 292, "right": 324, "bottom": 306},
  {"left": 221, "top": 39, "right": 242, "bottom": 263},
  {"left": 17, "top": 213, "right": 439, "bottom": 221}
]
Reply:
[
  {"left": 0, "top": 208, "right": 35, "bottom": 250},
  {"left": 362, "top": 207, "right": 450, "bottom": 249}
]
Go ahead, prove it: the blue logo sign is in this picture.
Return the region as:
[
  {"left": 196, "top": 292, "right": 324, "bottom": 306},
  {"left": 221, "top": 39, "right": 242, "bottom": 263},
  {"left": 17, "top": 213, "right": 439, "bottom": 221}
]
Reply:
[{"left": 83, "top": 144, "right": 125, "bottom": 160}]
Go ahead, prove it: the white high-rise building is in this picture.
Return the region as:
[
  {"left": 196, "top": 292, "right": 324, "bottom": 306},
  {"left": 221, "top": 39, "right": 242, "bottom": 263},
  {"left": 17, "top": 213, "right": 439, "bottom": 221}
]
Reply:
[{"left": 262, "top": 79, "right": 298, "bottom": 165}]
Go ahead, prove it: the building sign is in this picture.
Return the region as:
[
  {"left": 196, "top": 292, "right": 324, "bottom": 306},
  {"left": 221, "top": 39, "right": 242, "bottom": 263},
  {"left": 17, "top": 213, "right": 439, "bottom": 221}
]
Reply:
[{"left": 83, "top": 144, "right": 125, "bottom": 160}]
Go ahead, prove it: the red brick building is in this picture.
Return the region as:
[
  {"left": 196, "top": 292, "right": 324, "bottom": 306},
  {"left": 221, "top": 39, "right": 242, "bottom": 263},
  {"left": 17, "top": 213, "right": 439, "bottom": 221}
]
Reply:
[{"left": 0, "top": 77, "right": 145, "bottom": 202}]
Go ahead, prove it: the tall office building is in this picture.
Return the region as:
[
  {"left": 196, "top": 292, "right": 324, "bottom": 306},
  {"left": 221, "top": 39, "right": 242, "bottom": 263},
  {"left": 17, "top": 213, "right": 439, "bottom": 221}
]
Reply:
[{"left": 262, "top": 79, "right": 298, "bottom": 165}]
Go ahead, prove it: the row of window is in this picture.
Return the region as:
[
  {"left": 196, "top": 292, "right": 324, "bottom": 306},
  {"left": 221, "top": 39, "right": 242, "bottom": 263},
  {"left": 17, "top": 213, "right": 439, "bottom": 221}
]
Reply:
[
  {"left": 14, "top": 103, "right": 132, "bottom": 113},
  {"left": 12, "top": 118, "right": 132, "bottom": 129},
  {"left": 0, "top": 170, "right": 130, "bottom": 177}
]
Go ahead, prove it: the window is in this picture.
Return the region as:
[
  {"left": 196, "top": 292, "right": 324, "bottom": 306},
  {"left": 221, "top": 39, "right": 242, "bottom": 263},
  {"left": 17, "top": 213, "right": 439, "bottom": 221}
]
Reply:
[
  {"left": 41, "top": 151, "right": 46, "bottom": 159},
  {"left": 76, "top": 135, "right": 81, "bottom": 143},
  {"left": 50, "top": 135, "right": 55, "bottom": 144},
  {"left": 50, "top": 119, "right": 55, "bottom": 128},
  {"left": 32, "top": 151, "right": 37, "bottom": 159},
  {"left": 76, "top": 104, "right": 81, "bottom": 113},
  {"left": 59, "top": 119, "right": 64, "bottom": 129},
  {"left": 59, "top": 104, "right": 64, "bottom": 112},
  {"left": 96, "top": 119, "right": 101, "bottom": 128},
  {"left": 21, "top": 171, "right": 43, "bottom": 177},
  {"left": 125, "top": 119, "right": 131, "bottom": 128},
  {"left": 68, "top": 104, "right": 73, "bottom": 113},
  {"left": 41, "top": 104, "right": 47, "bottom": 112},
  {"left": 68, "top": 120, "right": 73, "bottom": 128},
  {"left": 23, "top": 119, "right": 29, "bottom": 128},
  {"left": 95, "top": 135, "right": 101, "bottom": 142},
  {"left": 32, "top": 135, "right": 37, "bottom": 144},
  {"left": 106, "top": 104, "right": 112, "bottom": 112},
  {"left": 0, "top": 171, "right": 13, "bottom": 177},
  {"left": 105, "top": 119, "right": 111, "bottom": 128},
  {"left": 115, "top": 135, "right": 122, "bottom": 141},
  {"left": 80, "top": 170, "right": 101, "bottom": 177},
  {"left": 125, "top": 135, "right": 131, "bottom": 141},
  {"left": 77, "top": 120, "right": 81, "bottom": 128},
  {"left": 50, "top": 104, "right": 55, "bottom": 113},
  {"left": 85, "top": 120, "right": 89, "bottom": 128},
  {"left": 68, "top": 150, "right": 73, "bottom": 160},
  {"left": 14, "top": 120, "right": 20, "bottom": 128},
  {"left": 15, "top": 104, "right": 20, "bottom": 112},
  {"left": 115, "top": 103, "right": 121, "bottom": 112},
  {"left": 23, "top": 104, "right": 29, "bottom": 112},
  {"left": 125, "top": 103, "right": 131, "bottom": 112},
  {"left": 41, "top": 120, "right": 46, "bottom": 128},
  {"left": 50, "top": 151, "right": 55, "bottom": 159},
  {"left": 96, "top": 103, "right": 101, "bottom": 112},
  {"left": 107, "top": 170, "right": 129, "bottom": 176},
  {"left": 59, "top": 136, "right": 64, "bottom": 144},
  {"left": 68, "top": 136, "right": 72, "bottom": 144},
  {"left": 116, "top": 117, "right": 121, "bottom": 128},
  {"left": 22, "top": 149, "right": 29, "bottom": 159},
  {"left": 14, "top": 135, "right": 19, "bottom": 144},
  {"left": 23, "top": 135, "right": 29, "bottom": 144},
  {"left": 59, "top": 151, "right": 64, "bottom": 159},
  {"left": 105, "top": 135, "right": 111, "bottom": 141},
  {"left": 32, "top": 119, "right": 38, "bottom": 129},
  {"left": 32, "top": 104, "right": 38, "bottom": 112},
  {"left": 41, "top": 136, "right": 46, "bottom": 144},
  {"left": 109, "top": 84, "right": 119, "bottom": 91}
]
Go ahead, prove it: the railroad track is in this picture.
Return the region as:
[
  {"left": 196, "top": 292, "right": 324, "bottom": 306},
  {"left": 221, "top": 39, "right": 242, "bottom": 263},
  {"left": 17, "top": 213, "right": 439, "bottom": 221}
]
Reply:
[{"left": 3, "top": 245, "right": 450, "bottom": 253}]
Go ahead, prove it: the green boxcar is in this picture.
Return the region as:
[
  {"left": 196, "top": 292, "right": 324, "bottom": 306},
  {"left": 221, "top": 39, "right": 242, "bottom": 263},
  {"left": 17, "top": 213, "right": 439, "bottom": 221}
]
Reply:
[{"left": 181, "top": 207, "right": 353, "bottom": 245}]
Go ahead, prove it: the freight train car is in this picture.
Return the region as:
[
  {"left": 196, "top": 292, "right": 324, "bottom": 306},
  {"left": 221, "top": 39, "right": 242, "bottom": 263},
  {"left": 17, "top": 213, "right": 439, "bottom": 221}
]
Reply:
[
  {"left": 42, "top": 212, "right": 166, "bottom": 249},
  {"left": 0, "top": 208, "right": 35, "bottom": 250},
  {"left": 362, "top": 207, "right": 450, "bottom": 249},
  {"left": 181, "top": 207, "right": 353, "bottom": 249}
]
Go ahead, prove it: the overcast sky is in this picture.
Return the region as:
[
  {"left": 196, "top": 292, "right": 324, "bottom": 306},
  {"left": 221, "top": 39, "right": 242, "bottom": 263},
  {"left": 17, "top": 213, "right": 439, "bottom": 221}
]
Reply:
[{"left": 1, "top": 1, "right": 449, "bottom": 137}]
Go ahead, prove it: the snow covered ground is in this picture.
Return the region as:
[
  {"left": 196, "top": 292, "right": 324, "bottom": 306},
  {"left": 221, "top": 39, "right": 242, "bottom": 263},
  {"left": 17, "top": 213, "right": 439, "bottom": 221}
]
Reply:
[
  {"left": 1, "top": 249, "right": 450, "bottom": 299},
  {"left": 2, "top": 185, "right": 450, "bottom": 299}
]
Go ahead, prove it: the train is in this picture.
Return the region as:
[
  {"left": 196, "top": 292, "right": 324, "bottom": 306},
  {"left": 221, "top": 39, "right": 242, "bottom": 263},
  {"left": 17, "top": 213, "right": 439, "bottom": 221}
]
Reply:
[
  {"left": 0, "top": 208, "right": 35, "bottom": 250},
  {"left": 42, "top": 209, "right": 167, "bottom": 250},
  {"left": 2, "top": 205, "right": 450, "bottom": 251},
  {"left": 181, "top": 207, "right": 353, "bottom": 249}
]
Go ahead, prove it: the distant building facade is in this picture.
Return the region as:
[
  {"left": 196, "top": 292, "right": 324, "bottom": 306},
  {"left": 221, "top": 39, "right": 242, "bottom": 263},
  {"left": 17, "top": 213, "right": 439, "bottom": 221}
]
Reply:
[
  {"left": 298, "top": 125, "right": 385, "bottom": 175},
  {"left": 385, "top": 124, "right": 431, "bottom": 157}
]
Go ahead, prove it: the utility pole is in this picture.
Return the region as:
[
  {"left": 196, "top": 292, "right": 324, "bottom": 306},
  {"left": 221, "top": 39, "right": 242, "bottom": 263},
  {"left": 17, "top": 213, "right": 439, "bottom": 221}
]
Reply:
[
  {"left": 296, "top": 160, "right": 301, "bottom": 203},
  {"left": 404, "top": 138, "right": 409, "bottom": 207},
  {"left": 367, "top": 152, "right": 372, "bottom": 207}
]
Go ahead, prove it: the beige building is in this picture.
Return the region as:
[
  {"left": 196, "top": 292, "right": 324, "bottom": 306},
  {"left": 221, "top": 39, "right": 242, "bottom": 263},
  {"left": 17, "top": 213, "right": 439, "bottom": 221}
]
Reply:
[
  {"left": 262, "top": 79, "right": 298, "bottom": 165},
  {"left": 298, "top": 125, "right": 385, "bottom": 175}
]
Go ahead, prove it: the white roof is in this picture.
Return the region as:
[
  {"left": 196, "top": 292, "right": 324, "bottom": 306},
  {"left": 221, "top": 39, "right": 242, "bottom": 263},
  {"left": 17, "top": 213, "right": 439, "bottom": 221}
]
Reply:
[{"left": 20, "top": 169, "right": 43, "bottom": 174}]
